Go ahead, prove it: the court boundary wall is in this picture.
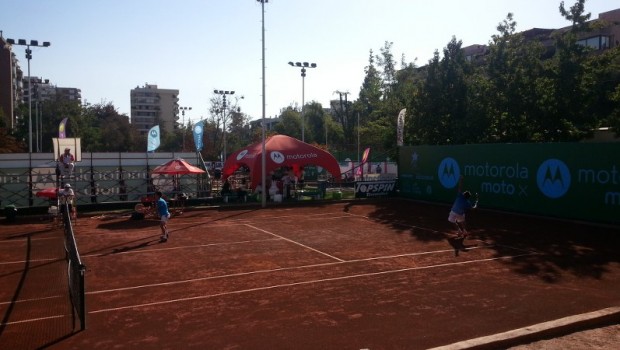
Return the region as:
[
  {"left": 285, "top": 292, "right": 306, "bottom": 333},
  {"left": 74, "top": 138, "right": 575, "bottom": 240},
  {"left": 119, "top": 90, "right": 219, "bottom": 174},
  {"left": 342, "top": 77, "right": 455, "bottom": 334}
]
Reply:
[{"left": 398, "top": 143, "right": 620, "bottom": 225}]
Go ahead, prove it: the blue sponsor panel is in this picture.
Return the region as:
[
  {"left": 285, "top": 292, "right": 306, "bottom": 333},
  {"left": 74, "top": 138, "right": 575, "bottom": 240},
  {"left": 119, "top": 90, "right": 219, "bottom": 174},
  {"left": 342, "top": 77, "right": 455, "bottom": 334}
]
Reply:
[{"left": 398, "top": 143, "right": 620, "bottom": 224}]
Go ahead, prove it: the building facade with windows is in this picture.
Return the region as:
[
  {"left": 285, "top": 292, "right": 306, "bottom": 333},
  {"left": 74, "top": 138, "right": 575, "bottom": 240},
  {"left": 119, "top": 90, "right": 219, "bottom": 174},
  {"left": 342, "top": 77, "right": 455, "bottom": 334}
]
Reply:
[
  {"left": 0, "top": 36, "right": 21, "bottom": 129},
  {"left": 462, "top": 8, "right": 620, "bottom": 63},
  {"left": 1, "top": 36, "right": 82, "bottom": 131},
  {"left": 130, "top": 83, "right": 179, "bottom": 135},
  {"left": 23, "top": 77, "right": 82, "bottom": 105}
]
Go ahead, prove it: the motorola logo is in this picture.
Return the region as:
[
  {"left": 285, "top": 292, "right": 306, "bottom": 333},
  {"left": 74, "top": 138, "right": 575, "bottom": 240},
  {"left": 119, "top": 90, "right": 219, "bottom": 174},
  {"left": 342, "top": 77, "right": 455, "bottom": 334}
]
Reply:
[
  {"left": 438, "top": 157, "right": 460, "bottom": 189},
  {"left": 536, "top": 159, "right": 571, "bottom": 198},
  {"left": 270, "top": 151, "right": 285, "bottom": 164},
  {"left": 236, "top": 150, "right": 248, "bottom": 161}
]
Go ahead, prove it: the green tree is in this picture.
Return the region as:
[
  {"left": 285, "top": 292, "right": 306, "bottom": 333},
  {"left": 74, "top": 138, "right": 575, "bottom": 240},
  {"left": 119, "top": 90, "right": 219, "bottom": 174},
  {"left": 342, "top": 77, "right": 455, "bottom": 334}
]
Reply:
[
  {"left": 542, "top": 0, "right": 594, "bottom": 141},
  {"left": 0, "top": 109, "right": 24, "bottom": 153},
  {"left": 304, "top": 101, "right": 326, "bottom": 144},
  {"left": 485, "top": 13, "right": 548, "bottom": 142},
  {"left": 411, "top": 37, "right": 470, "bottom": 144},
  {"left": 274, "top": 107, "right": 302, "bottom": 139}
]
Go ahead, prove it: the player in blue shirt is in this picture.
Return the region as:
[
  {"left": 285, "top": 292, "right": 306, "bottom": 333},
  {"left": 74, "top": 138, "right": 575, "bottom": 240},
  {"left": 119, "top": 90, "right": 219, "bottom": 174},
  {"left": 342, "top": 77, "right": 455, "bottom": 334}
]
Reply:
[
  {"left": 448, "top": 176, "right": 479, "bottom": 238},
  {"left": 156, "top": 191, "right": 171, "bottom": 242}
]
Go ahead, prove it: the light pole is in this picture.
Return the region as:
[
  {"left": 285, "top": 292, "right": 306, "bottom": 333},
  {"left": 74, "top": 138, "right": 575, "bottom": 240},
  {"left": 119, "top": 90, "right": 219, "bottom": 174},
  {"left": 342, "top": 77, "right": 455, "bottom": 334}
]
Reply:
[
  {"left": 257, "top": 0, "right": 268, "bottom": 208},
  {"left": 179, "top": 106, "right": 192, "bottom": 151},
  {"left": 214, "top": 90, "right": 234, "bottom": 162},
  {"left": 6, "top": 38, "right": 50, "bottom": 153},
  {"left": 288, "top": 61, "right": 316, "bottom": 142}
]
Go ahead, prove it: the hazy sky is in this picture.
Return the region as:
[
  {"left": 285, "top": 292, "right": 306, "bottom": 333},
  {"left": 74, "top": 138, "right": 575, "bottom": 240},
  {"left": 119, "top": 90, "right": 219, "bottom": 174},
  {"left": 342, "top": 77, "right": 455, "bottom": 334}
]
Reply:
[{"left": 1, "top": 0, "right": 615, "bottom": 124}]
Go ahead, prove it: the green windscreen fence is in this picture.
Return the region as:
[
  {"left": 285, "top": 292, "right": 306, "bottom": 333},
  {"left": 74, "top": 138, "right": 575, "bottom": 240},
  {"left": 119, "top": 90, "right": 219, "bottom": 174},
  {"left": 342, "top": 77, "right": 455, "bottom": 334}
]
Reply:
[{"left": 398, "top": 143, "right": 620, "bottom": 225}]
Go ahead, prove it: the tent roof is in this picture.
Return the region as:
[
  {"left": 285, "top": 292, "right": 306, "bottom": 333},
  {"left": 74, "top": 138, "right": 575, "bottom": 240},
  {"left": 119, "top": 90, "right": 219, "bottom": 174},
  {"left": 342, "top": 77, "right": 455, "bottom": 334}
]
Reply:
[
  {"left": 222, "top": 135, "right": 341, "bottom": 188},
  {"left": 152, "top": 158, "right": 205, "bottom": 175}
]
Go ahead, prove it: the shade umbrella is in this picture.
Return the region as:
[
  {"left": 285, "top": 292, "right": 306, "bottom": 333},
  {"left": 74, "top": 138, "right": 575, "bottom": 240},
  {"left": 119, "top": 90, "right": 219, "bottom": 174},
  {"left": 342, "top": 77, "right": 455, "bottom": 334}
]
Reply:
[
  {"left": 152, "top": 158, "right": 206, "bottom": 175},
  {"left": 36, "top": 187, "right": 60, "bottom": 200},
  {"left": 151, "top": 158, "right": 206, "bottom": 194}
]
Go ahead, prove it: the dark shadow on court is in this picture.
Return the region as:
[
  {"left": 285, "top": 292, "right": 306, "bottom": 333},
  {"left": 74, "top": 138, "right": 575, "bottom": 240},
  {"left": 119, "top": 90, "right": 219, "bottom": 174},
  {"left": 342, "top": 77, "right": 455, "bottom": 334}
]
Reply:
[
  {"left": 447, "top": 236, "right": 476, "bottom": 257},
  {"left": 361, "top": 198, "right": 620, "bottom": 283}
]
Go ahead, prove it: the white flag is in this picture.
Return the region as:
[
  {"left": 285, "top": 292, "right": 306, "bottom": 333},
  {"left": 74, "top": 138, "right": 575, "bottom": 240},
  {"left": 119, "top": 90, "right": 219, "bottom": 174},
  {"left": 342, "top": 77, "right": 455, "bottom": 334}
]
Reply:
[
  {"left": 397, "top": 109, "right": 406, "bottom": 146},
  {"left": 147, "top": 125, "right": 160, "bottom": 152}
]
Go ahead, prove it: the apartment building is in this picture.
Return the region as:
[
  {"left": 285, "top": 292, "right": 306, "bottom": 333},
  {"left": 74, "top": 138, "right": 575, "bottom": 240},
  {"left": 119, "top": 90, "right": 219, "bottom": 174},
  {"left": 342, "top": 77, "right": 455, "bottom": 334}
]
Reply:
[
  {"left": 0, "top": 36, "right": 21, "bottom": 129},
  {"left": 1, "top": 36, "right": 82, "bottom": 130},
  {"left": 462, "top": 8, "right": 620, "bottom": 62},
  {"left": 130, "top": 83, "right": 179, "bottom": 135},
  {"left": 23, "top": 77, "right": 82, "bottom": 105}
]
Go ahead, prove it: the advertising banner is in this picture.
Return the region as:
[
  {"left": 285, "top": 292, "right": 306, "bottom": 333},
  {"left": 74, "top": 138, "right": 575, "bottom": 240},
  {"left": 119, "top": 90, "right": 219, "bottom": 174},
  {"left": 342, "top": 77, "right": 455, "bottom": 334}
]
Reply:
[
  {"left": 355, "top": 180, "right": 397, "bottom": 198},
  {"left": 398, "top": 143, "right": 620, "bottom": 224}
]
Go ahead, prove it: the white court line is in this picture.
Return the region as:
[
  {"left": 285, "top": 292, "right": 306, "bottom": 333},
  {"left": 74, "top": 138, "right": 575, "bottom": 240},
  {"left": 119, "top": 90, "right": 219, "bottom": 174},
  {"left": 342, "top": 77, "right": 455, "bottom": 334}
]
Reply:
[
  {"left": 82, "top": 238, "right": 282, "bottom": 258},
  {"left": 87, "top": 244, "right": 503, "bottom": 295},
  {"left": 0, "top": 294, "right": 64, "bottom": 306},
  {"left": 0, "top": 257, "right": 59, "bottom": 266},
  {"left": 245, "top": 224, "right": 345, "bottom": 262},
  {"left": 218, "top": 212, "right": 339, "bottom": 223},
  {"left": 0, "top": 236, "right": 61, "bottom": 244},
  {"left": 90, "top": 252, "right": 534, "bottom": 314},
  {"left": 0, "top": 313, "right": 67, "bottom": 326},
  {"left": 76, "top": 221, "right": 251, "bottom": 238}
]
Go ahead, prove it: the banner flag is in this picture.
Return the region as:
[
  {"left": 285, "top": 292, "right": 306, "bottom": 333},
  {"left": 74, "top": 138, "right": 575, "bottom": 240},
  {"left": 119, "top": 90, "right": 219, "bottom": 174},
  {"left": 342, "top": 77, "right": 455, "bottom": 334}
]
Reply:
[
  {"left": 59, "top": 118, "right": 68, "bottom": 139},
  {"left": 193, "top": 120, "right": 204, "bottom": 151},
  {"left": 397, "top": 108, "right": 406, "bottom": 146},
  {"left": 357, "top": 147, "right": 371, "bottom": 176},
  {"left": 147, "top": 125, "right": 160, "bottom": 152}
]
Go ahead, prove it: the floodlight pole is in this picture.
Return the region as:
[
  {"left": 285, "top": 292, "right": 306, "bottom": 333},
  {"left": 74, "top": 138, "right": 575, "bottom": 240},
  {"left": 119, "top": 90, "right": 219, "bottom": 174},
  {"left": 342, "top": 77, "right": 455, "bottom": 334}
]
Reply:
[
  {"left": 258, "top": 0, "right": 268, "bottom": 207},
  {"left": 6, "top": 38, "right": 51, "bottom": 154},
  {"left": 179, "top": 106, "right": 192, "bottom": 151},
  {"left": 214, "top": 90, "right": 234, "bottom": 162},
  {"left": 288, "top": 61, "right": 316, "bottom": 142}
]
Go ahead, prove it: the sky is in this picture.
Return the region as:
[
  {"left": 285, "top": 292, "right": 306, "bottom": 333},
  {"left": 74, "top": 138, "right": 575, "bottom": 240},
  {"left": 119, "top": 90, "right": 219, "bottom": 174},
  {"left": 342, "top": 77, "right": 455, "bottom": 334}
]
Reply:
[{"left": 1, "top": 0, "right": 616, "bottom": 125}]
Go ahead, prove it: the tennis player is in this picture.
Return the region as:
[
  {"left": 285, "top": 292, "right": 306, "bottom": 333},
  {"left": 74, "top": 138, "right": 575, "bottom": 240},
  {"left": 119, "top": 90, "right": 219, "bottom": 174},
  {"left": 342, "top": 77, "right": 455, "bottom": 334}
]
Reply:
[
  {"left": 156, "top": 191, "right": 171, "bottom": 242},
  {"left": 448, "top": 176, "right": 478, "bottom": 238}
]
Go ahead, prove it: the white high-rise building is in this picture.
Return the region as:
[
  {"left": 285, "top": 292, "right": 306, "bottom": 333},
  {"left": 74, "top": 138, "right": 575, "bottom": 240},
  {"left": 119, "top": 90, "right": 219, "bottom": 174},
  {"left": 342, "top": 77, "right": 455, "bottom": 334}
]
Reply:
[{"left": 130, "top": 83, "right": 179, "bottom": 135}]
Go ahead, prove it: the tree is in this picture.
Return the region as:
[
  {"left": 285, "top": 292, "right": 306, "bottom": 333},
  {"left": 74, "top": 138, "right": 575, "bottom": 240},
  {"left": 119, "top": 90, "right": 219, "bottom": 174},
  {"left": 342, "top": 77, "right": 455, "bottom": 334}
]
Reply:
[
  {"left": 358, "top": 50, "right": 383, "bottom": 118},
  {"left": 543, "top": 0, "right": 595, "bottom": 141},
  {"left": 0, "top": 109, "right": 24, "bottom": 153},
  {"left": 410, "top": 37, "right": 470, "bottom": 144},
  {"left": 377, "top": 41, "right": 397, "bottom": 98},
  {"left": 79, "top": 102, "right": 140, "bottom": 152},
  {"left": 484, "top": 13, "right": 548, "bottom": 142},
  {"left": 274, "top": 107, "right": 302, "bottom": 138},
  {"left": 304, "top": 101, "right": 326, "bottom": 144}
]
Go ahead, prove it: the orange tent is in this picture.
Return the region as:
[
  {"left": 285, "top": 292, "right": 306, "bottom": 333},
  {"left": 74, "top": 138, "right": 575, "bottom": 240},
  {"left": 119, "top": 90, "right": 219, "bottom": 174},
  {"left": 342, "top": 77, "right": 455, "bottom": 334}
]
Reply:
[{"left": 222, "top": 135, "right": 341, "bottom": 188}]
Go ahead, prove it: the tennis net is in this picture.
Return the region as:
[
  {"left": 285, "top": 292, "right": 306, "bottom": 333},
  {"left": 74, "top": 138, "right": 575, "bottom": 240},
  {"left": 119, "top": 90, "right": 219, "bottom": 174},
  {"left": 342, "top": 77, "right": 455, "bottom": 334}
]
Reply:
[{"left": 61, "top": 204, "right": 86, "bottom": 330}]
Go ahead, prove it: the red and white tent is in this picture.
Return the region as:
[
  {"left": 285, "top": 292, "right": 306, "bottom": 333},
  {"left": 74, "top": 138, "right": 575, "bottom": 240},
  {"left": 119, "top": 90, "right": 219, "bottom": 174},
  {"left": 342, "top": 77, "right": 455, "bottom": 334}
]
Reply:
[{"left": 222, "top": 135, "right": 341, "bottom": 188}]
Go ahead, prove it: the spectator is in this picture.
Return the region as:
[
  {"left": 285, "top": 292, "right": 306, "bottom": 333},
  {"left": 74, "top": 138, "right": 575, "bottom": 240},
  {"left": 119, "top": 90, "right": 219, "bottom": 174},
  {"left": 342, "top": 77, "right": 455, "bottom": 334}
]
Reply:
[{"left": 58, "top": 148, "right": 75, "bottom": 177}]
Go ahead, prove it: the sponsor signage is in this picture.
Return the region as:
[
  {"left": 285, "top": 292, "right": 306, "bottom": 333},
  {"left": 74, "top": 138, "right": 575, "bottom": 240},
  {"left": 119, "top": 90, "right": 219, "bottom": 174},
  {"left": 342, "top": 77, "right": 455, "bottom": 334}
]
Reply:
[
  {"left": 355, "top": 180, "right": 397, "bottom": 198},
  {"left": 398, "top": 143, "right": 620, "bottom": 224}
]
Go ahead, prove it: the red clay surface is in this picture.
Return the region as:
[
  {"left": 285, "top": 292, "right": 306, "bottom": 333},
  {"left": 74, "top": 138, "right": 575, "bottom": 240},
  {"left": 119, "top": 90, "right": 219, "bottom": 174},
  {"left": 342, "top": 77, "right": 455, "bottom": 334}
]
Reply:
[{"left": 1, "top": 199, "right": 619, "bottom": 349}]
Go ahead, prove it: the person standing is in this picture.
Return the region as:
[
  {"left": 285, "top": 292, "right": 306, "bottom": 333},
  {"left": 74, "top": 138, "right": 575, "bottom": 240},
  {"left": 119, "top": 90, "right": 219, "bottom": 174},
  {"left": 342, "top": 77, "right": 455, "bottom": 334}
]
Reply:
[
  {"left": 156, "top": 191, "right": 171, "bottom": 242},
  {"left": 448, "top": 176, "right": 478, "bottom": 238},
  {"left": 282, "top": 170, "right": 292, "bottom": 199},
  {"left": 59, "top": 183, "right": 76, "bottom": 220}
]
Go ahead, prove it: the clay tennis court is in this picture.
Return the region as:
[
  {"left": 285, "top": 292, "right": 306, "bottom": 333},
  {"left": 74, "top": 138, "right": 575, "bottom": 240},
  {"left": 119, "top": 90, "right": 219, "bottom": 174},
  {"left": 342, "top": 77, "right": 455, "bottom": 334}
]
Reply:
[{"left": 1, "top": 199, "right": 619, "bottom": 349}]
